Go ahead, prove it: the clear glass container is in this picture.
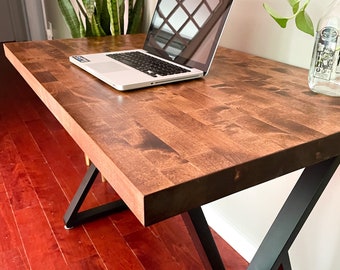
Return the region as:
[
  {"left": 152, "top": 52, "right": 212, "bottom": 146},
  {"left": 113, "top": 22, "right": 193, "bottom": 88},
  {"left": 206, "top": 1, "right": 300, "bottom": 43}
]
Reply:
[{"left": 308, "top": 0, "right": 340, "bottom": 96}]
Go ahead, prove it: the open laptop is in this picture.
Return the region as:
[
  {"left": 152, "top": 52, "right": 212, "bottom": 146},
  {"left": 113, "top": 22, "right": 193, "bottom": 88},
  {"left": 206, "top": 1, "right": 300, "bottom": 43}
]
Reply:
[{"left": 70, "top": 0, "right": 234, "bottom": 91}]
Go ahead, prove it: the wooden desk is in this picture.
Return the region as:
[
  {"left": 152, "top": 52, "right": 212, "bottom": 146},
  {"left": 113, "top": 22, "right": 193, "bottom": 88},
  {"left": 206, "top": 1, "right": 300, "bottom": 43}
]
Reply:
[{"left": 4, "top": 35, "right": 340, "bottom": 270}]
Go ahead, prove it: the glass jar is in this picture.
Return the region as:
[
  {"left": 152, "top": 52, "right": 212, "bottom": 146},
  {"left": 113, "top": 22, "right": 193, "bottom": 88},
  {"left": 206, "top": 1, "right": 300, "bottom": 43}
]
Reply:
[{"left": 308, "top": 0, "right": 340, "bottom": 96}]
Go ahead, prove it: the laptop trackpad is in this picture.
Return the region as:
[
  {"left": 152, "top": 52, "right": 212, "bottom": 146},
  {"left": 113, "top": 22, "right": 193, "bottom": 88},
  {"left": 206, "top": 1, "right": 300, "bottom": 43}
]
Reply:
[{"left": 88, "top": 62, "right": 129, "bottom": 73}]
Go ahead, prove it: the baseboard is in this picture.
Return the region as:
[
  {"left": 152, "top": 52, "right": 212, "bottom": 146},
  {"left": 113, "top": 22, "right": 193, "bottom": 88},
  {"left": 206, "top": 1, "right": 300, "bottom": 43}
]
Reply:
[{"left": 203, "top": 205, "right": 255, "bottom": 262}]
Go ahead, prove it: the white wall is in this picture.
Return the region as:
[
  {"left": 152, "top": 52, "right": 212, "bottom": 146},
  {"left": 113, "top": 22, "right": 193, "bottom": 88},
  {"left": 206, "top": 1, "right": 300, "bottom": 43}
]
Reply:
[{"left": 219, "top": 0, "right": 317, "bottom": 68}]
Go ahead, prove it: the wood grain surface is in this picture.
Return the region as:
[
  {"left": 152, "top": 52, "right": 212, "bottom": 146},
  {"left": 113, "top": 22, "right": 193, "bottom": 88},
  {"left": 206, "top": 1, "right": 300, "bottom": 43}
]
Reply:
[
  {"left": 4, "top": 34, "right": 340, "bottom": 226},
  {"left": 0, "top": 45, "right": 248, "bottom": 269}
]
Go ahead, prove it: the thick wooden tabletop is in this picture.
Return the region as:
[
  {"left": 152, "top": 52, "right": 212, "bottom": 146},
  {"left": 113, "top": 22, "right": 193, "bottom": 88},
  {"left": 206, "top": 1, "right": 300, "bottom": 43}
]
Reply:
[{"left": 4, "top": 35, "right": 340, "bottom": 226}]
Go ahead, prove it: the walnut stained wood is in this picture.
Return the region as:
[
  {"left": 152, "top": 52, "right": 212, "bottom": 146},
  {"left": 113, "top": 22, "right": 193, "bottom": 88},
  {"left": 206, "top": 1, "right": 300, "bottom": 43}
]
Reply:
[
  {"left": 4, "top": 35, "right": 340, "bottom": 226},
  {"left": 0, "top": 44, "right": 248, "bottom": 270}
]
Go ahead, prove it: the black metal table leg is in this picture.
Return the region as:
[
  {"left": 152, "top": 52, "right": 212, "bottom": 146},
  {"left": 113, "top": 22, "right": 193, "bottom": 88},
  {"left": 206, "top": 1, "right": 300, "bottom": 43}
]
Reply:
[
  {"left": 64, "top": 156, "right": 339, "bottom": 270},
  {"left": 248, "top": 156, "right": 340, "bottom": 270},
  {"left": 187, "top": 207, "right": 225, "bottom": 270},
  {"left": 280, "top": 253, "right": 292, "bottom": 270},
  {"left": 64, "top": 163, "right": 128, "bottom": 229}
]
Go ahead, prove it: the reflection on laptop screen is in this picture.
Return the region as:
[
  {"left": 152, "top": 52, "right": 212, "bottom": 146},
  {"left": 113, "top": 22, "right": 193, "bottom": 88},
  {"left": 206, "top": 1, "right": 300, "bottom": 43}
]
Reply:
[{"left": 143, "top": 0, "right": 233, "bottom": 73}]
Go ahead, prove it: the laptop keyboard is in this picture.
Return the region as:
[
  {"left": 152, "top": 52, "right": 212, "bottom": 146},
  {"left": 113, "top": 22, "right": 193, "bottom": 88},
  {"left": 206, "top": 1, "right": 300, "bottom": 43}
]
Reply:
[{"left": 107, "top": 51, "right": 190, "bottom": 77}]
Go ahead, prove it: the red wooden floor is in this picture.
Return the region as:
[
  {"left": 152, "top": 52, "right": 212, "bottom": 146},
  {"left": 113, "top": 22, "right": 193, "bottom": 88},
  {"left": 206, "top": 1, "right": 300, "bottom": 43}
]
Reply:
[{"left": 0, "top": 44, "right": 248, "bottom": 270}]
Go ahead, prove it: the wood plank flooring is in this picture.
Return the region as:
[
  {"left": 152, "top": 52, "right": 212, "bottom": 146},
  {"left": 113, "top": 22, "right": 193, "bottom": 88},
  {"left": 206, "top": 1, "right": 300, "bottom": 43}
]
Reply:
[{"left": 0, "top": 43, "right": 248, "bottom": 270}]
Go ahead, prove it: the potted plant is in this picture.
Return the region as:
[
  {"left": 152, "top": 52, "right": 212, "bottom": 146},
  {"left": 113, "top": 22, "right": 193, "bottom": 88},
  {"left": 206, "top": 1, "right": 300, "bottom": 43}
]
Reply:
[
  {"left": 264, "top": 0, "right": 314, "bottom": 36},
  {"left": 57, "top": 0, "right": 144, "bottom": 38}
]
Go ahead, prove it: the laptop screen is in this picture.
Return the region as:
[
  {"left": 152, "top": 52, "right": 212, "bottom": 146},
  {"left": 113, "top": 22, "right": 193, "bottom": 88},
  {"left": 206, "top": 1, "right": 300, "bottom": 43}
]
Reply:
[{"left": 143, "top": 0, "right": 233, "bottom": 73}]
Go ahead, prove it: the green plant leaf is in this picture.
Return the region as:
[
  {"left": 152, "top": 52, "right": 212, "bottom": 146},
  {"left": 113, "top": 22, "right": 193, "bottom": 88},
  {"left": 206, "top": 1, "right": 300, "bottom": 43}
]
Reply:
[
  {"left": 127, "top": 0, "right": 144, "bottom": 34},
  {"left": 264, "top": 0, "right": 314, "bottom": 36},
  {"left": 83, "top": 0, "right": 106, "bottom": 36},
  {"left": 77, "top": 11, "right": 86, "bottom": 37},
  {"left": 57, "top": 0, "right": 82, "bottom": 38},
  {"left": 58, "top": 0, "right": 143, "bottom": 37},
  {"left": 127, "top": 0, "right": 134, "bottom": 33},
  {"left": 288, "top": 0, "right": 300, "bottom": 7},
  {"left": 263, "top": 3, "right": 290, "bottom": 28},
  {"left": 82, "top": 0, "right": 94, "bottom": 18},
  {"left": 90, "top": 14, "right": 106, "bottom": 36},
  {"left": 295, "top": 9, "right": 314, "bottom": 36},
  {"left": 291, "top": 2, "right": 300, "bottom": 14},
  {"left": 96, "top": 0, "right": 111, "bottom": 35},
  {"left": 107, "top": 0, "right": 121, "bottom": 35},
  {"left": 119, "top": 0, "right": 125, "bottom": 35},
  {"left": 76, "top": 0, "right": 92, "bottom": 36}
]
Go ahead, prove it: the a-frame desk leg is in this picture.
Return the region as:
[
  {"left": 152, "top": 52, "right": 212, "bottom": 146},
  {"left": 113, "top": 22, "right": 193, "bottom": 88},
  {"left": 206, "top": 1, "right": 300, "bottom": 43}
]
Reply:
[
  {"left": 64, "top": 157, "right": 339, "bottom": 270},
  {"left": 248, "top": 156, "right": 340, "bottom": 270},
  {"left": 63, "top": 163, "right": 127, "bottom": 229},
  {"left": 182, "top": 207, "right": 225, "bottom": 270},
  {"left": 182, "top": 156, "right": 339, "bottom": 270}
]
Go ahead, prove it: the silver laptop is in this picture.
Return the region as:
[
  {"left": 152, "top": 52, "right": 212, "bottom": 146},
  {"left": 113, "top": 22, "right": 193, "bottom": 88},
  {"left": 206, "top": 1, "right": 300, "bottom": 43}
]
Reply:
[{"left": 70, "top": 0, "right": 234, "bottom": 91}]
